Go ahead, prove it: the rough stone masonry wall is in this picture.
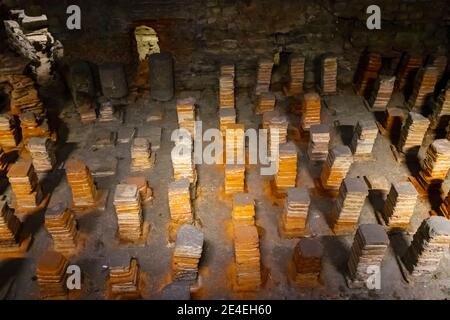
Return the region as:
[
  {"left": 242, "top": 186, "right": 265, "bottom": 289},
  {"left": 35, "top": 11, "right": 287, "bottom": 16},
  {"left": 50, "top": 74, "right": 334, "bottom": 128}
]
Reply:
[{"left": 15, "top": 0, "right": 450, "bottom": 90}]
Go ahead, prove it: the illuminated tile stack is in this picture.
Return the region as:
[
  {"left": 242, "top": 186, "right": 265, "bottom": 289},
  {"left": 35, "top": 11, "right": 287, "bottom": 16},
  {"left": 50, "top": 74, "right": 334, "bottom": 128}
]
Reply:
[
  {"left": 130, "top": 137, "right": 153, "bottom": 171},
  {"left": 347, "top": 224, "right": 389, "bottom": 288},
  {"left": 219, "top": 75, "right": 234, "bottom": 109},
  {"left": 382, "top": 181, "right": 418, "bottom": 229},
  {"left": 275, "top": 142, "right": 297, "bottom": 191},
  {"left": 263, "top": 111, "right": 288, "bottom": 156},
  {"left": 417, "top": 139, "right": 450, "bottom": 189},
  {"left": 395, "top": 53, "right": 423, "bottom": 92},
  {"left": 0, "top": 200, "right": 29, "bottom": 257},
  {"left": 172, "top": 224, "right": 204, "bottom": 281},
  {"left": 0, "top": 114, "right": 20, "bottom": 148},
  {"left": 402, "top": 216, "right": 450, "bottom": 280},
  {"left": 7, "top": 160, "right": 43, "bottom": 208},
  {"left": 369, "top": 76, "right": 395, "bottom": 111},
  {"left": 332, "top": 177, "right": 368, "bottom": 235},
  {"left": 408, "top": 66, "right": 439, "bottom": 112},
  {"left": 123, "top": 176, "right": 153, "bottom": 203},
  {"left": 224, "top": 164, "right": 245, "bottom": 195},
  {"left": 320, "top": 145, "right": 353, "bottom": 191},
  {"left": 224, "top": 124, "right": 245, "bottom": 164},
  {"left": 171, "top": 136, "right": 196, "bottom": 183},
  {"left": 285, "top": 54, "right": 305, "bottom": 95},
  {"left": 45, "top": 203, "right": 78, "bottom": 254},
  {"left": 19, "top": 111, "right": 51, "bottom": 144},
  {"left": 232, "top": 193, "right": 255, "bottom": 226},
  {"left": 36, "top": 251, "right": 69, "bottom": 299},
  {"left": 300, "top": 92, "right": 321, "bottom": 131},
  {"left": 255, "top": 58, "right": 273, "bottom": 94},
  {"left": 397, "top": 112, "right": 429, "bottom": 153},
  {"left": 350, "top": 120, "right": 378, "bottom": 159},
  {"left": 279, "top": 187, "right": 310, "bottom": 238},
  {"left": 107, "top": 254, "right": 142, "bottom": 299},
  {"left": 430, "top": 55, "right": 448, "bottom": 81},
  {"left": 220, "top": 64, "right": 235, "bottom": 78},
  {"left": 176, "top": 97, "right": 196, "bottom": 138},
  {"left": 113, "top": 184, "right": 143, "bottom": 242},
  {"left": 430, "top": 84, "right": 450, "bottom": 125},
  {"left": 27, "top": 137, "right": 56, "bottom": 173},
  {"left": 354, "top": 52, "right": 382, "bottom": 96},
  {"left": 234, "top": 225, "right": 261, "bottom": 291},
  {"left": 307, "top": 124, "right": 330, "bottom": 161},
  {"left": 292, "top": 238, "right": 323, "bottom": 287},
  {"left": 219, "top": 108, "right": 236, "bottom": 133},
  {"left": 65, "top": 159, "right": 97, "bottom": 208},
  {"left": 321, "top": 55, "right": 337, "bottom": 94},
  {"left": 255, "top": 92, "right": 276, "bottom": 114},
  {"left": 168, "top": 179, "right": 193, "bottom": 226}
]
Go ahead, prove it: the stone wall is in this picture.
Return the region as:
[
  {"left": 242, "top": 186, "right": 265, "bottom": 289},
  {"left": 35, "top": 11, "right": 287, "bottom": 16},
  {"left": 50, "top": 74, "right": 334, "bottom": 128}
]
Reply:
[{"left": 7, "top": 0, "right": 450, "bottom": 90}]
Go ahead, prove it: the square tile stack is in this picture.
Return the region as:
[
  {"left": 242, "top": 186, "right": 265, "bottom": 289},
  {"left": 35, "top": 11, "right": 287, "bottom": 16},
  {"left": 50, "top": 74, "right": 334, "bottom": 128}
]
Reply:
[
  {"left": 382, "top": 181, "right": 418, "bottom": 229},
  {"left": 233, "top": 225, "right": 261, "bottom": 291},
  {"left": 430, "top": 84, "right": 450, "bottom": 124},
  {"left": 0, "top": 200, "right": 24, "bottom": 253},
  {"left": 320, "top": 145, "right": 353, "bottom": 191},
  {"left": 232, "top": 193, "right": 255, "bottom": 226},
  {"left": 354, "top": 52, "right": 382, "bottom": 96},
  {"left": 27, "top": 137, "right": 56, "bottom": 173},
  {"left": 172, "top": 137, "right": 196, "bottom": 183},
  {"left": 263, "top": 111, "right": 288, "bottom": 156},
  {"left": 255, "top": 58, "right": 273, "bottom": 94},
  {"left": 285, "top": 53, "right": 305, "bottom": 95},
  {"left": 300, "top": 92, "right": 321, "bottom": 131},
  {"left": 65, "top": 159, "right": 97, "bottom": 208},
  {"left": 225, "top": 164, "right": 245, "bottom": 195},
  {"left": 113, "top": 184, "right": 143, "bottom": 242},
  {"left": 130, "top": 137, "right": 152, "bottom": 171},
  {"left": 384, "top": 107, "right": 407, "bottom": 133},
  {"left": 107, "top": 254, "right": 141, "bottom": 299},
  {"left": 292, "top": 238, "right": 323, "bottom": 287},
  {"left": 350, "top": 120, "right": 378, "bottom": 159},
  {"left": 19, "top": 112, "right": 51, "bottom": 144},
  {"left": 220, "top": 64, "right": 235, "bottom": 78},
  {"left": 219, "top": 74, "right": 234, "bottom": 109},
  {"left": 123, "top": 176, "right": 153, "bottom": 203},
  {"left": 347, "top": 224, "right": 389, "bottom": 288},
  {"left": 7, "top": 160, "right": 43, "bottom": 208},
  {"left": 172, "top": 224, "right": 204, "bottom": 281},
  {"left": 279, "top": 187, "right": 310, "bottom": 238},
  {"left": 255, "top": 92, "right": 276, "bottom": 114},
  {"left": 332, "top": 177, "right": 368, "bottom": 235},
  {"left": 98, "top": 101, "right": 116, "bottom": 122},
  {"left": 0, "top": 114, "right": 20, "bottom": 148},
  {"left": 402, "top": 216, "right": 450, "bottom": 280},
  {"left": 45, "top": 203, "right": 78, "bottom": 254},
  {"left": 397, "top": 112, "right": 430, "bottom": 153},
  {"left": 176, "top": 97, "right": 196, "bottom": 138},
  {"left": 36, "top": 251, "right": 69, "bottom": 299},
  {"left": 219, "top": 108, "right": 236, "bottom": 133},
  {"left": 275, "top": 142, "right": 298, "bottom": 191},
  {"left": 395, "top": 54, "right": 423, "bottom": 92},
  {"left": 418, "top": 139, "right": 450, "bottom": 188},
  {"left": 430, "top": 55, "right": 448, "bottom": 81},
  {"left": 307, "top": 124, "right": 330, "bottom": 161},
  {"left": 408, "top": 66, "right": 439, "bottom": 112},
  {"left": 369, "top": 76, "right": 395, "bottom": 111},
  {"left": 78, "top": 104, "right": 97, "bottom": 124},
  {"left": 224, "top": 124, "right": 245, "bottom": 164},
  {"left": 168, "top": 179, "right": 193, "bottom": 225},
  {"left": 321, "top": 55, "right": 337, "bottom": 94}
]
